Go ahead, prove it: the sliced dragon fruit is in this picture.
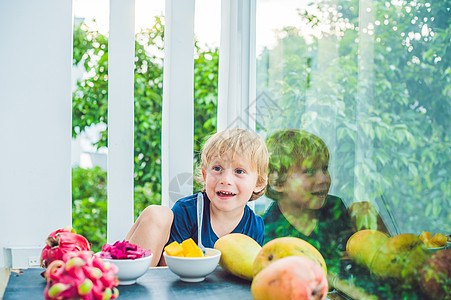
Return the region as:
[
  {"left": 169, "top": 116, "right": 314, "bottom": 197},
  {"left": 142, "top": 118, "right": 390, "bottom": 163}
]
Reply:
[
  {"left": 44, "top": 251, "right": 119, "bottom": 300},
  {"left": 99, "top": 240, "right": 151, "bottom": 260}
]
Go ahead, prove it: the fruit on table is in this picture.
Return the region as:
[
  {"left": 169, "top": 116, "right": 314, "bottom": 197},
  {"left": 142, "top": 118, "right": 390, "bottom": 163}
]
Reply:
[
  {"left": 41, "top": 227, "right": 91, "bottom": 269},
  {"left": 346, "top": 229, "right": 389, "bottom": 268},
  {"left": 369, "top": 233, "right": 430, "bottom": 284},
  {"left": 419, "top": 249, "right": 451, "bottom": 300},
  {"left": 165, "top": 238, "right": 204, "bottom": 257},
  {"left": 44, "top": 251, "right": 119, "bottom": 300},
  {"left": 253, "top": 237, "right": 327, "bottom": 277},
  {"left": 99, "top": 240, "right": 151, "bottom": 259},
  {"left": 251, "top": 256, "right": 328, "bottom": 300},
  {"left": 181, "top": 238, "right": 204, "bottom": 257},
  {"left": 165, "top": 241, "right": 184, "bottom": 257},
  {"left": 214, "top": 233, "right": 261, "bottom": 281},
  {"left": 419, "top": 231, "right": 448, "bottom": 248}
]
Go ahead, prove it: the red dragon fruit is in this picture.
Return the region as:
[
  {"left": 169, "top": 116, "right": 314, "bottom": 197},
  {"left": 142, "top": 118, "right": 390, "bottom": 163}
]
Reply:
[
  {"left": 99, "top": 240, "right": 151, "bottom": 260},
  {"left": 41, "top": 227, "right": 92, "bottom": 269},
  {"left": 44, "top": 251, "right": 119, "bottom": 300}
]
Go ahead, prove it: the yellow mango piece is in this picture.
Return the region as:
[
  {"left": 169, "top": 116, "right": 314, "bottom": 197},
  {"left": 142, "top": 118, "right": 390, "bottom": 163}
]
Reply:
[
  {"left": 181, "top": 238, "right": 198, "bottom": 254},
  {"left": 419, "top": 231, "right": 431, "bottom": 244},
  {"left": 185, "top": 247, "right": 204, "bottom": 257},
  {"left": 429, "top": 242, "right": 442, "bottom": 248},
  {"left": 426, "top": 241, "right": 436, "bottom": 248},
  {"left": 165, "top": 241, "right": 184, "bottom": 257},
  {"left": 431, "top": 233, "right": 447, "bottom": 246}
]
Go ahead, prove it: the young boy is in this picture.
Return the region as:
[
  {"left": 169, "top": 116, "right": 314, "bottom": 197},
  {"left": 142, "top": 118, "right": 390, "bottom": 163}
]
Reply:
[
  {"left": 263, "top": 129, "right": 388, "bottom": 273},
  {"left": 263, "top": 129, "right": 354, "bottom": 277},
  {"left": 126, "top": 128, "right": 268, "bottom": 267}
]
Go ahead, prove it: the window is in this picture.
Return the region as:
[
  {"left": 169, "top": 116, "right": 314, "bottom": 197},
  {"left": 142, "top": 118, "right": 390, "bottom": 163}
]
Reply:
[{"left": 256, "top": 0, "right": 450, "bottom": 298}]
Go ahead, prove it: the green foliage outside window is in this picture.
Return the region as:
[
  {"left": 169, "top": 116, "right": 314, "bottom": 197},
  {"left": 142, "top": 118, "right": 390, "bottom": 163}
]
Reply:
[
  {"left": 256, "top": 0, "right": 450, "bottom": 234},
  {"left": 255, "top": 1, "right": 449, "bottom": 298},
  {"left": 72, "top": 166, "right": 160, "bottom": 252},
  {"left": 71, "top": 16, "right": 218, "bottom": 248},
  {"left": 72, "top": 166, "right": 107, "bottom": 253}
]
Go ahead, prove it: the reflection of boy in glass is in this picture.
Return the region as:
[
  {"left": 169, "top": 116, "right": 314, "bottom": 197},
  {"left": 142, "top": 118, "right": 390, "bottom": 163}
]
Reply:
[{"left": 263, "top": 129, "right": 353, "bottom": 274}]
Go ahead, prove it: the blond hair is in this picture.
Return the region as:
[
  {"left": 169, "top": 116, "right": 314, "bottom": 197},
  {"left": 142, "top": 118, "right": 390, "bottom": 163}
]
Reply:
[
  {"left": 266, "top": 129, "right": 329, "bottom": 189},
  {"left": 197, "top": 128, "right": 268, "bottom": 201}
]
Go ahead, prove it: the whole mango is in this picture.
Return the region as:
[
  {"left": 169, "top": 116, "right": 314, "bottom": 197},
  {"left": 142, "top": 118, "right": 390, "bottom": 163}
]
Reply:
[
  {"left": 370, "top": 233, "right": 429, "bottom": 284},
  {"left": 251, "top": 256, "right": 328, "bottom": 300},
  {"left": 214, "top": 233, "right": 262, "bottom": 281},
  {"left": 253, "top": 237, "right": 327, "bottom": 277},
  {"left": 346, "top": 229, "right": 389, "bottom": 268}
]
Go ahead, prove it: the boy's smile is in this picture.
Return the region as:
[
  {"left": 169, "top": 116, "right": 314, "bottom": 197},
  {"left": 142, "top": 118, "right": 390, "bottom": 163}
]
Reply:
[{"left": 216, "top": 190, "right": 237, "bottom": 199}]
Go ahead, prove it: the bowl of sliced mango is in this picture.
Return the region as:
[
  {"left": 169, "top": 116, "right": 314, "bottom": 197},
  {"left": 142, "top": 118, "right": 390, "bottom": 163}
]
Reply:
[
  {"left": 419, "top": 231, "right": 448, "bottom": 251},
  {"left": 163, "top": 238, "right": 221, "bottom": 282}
]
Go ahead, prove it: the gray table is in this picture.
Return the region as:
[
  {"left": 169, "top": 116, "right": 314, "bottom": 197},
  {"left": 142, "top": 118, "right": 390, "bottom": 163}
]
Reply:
[{"left": 4, "top": 266, "right": 254, "bottom": 300}]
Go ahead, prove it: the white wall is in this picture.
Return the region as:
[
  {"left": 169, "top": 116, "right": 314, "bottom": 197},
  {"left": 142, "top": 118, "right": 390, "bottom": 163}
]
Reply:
[{"left": 0, "top": 0, "right": 73, "bottom": 268}]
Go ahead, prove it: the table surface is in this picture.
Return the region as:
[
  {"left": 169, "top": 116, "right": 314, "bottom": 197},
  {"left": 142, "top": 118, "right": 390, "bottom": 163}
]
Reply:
[{"left": 4, "top": 266, "right": 255, "bottom": 300}]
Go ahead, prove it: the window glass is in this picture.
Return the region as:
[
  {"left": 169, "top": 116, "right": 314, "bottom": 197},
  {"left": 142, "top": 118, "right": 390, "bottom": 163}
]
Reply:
[
  {"left": 71, "top": 0, "right": 222, "bottom": 251},
  {"left": 72, "top": 0, "right": 110, "bottom": 253},
  {"left": 193, "top": 0, "right": 220, "bottom": 192},
  {"left": 133, "top": 0, "right": 165, "bottom": 216},
  {"left": 71, "top": 0, "right": 167, "bottom": 251},
  {"left": 256, "top": 0, "right": 450, "bottom": 298}
]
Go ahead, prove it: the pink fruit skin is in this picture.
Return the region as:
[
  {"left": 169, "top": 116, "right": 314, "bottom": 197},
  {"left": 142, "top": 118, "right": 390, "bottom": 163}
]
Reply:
[
  {"left": 251, "top": 256, "right": 328, "bottom": 300},
  {"left": 44, "top": 251, "right": 119, "bottom": 300},
  {"left": 41, "top": 228, "right": 91, "bottom": 268}
]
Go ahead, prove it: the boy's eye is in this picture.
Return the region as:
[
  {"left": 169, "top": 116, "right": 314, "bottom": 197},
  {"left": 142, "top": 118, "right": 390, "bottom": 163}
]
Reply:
[
  {"left": 235, "top": 169, "right": 245, "bottom": 174},
  {"left": 213, "top": 166, "right": 221, "bottom": 172},
  {"left": 305, "top": 168, "right": 314, "bottom": 175}
]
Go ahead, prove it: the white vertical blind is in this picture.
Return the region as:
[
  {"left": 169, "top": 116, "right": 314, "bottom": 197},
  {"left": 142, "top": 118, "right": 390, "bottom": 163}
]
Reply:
[
  {"left": 217, "top": 0, "right": 256, "bottom": 131},
  {"left": 107, "top": 0, "right": 136, "bottom": 243},
  {"left": 161, "top": 0, "right": 196, "bottom": 208}
]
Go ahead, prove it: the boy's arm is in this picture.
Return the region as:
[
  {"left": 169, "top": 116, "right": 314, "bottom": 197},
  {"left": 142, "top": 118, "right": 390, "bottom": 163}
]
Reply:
[{"left": 348, "top": 201, "right": 390, "bottom": 235}]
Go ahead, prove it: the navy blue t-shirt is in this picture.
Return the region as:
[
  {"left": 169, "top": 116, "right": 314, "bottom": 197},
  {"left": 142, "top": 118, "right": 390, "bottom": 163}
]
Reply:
[{"left": 167, "top": 192, "right": 265, "bottom": 247}]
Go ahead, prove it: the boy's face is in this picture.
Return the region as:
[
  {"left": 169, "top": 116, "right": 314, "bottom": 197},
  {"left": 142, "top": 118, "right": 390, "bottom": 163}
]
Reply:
[
  {"left": 202, "top": 154, "right": 264, "bottom": 214},
  {"left": 281, "top": 158, "right": 331, "bottom": 210}
]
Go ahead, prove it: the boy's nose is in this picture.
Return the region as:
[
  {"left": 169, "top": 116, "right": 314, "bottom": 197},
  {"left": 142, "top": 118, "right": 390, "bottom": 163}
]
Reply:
[
  {"left": 316, "top": 170, "right": 330, "bottom": 184},
  {"left": 219, "top": 170, "right": 233, "bottom": 185}
]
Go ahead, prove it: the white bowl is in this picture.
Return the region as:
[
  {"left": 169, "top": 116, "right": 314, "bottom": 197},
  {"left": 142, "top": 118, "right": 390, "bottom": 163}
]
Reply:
[
  {"left": 99, "top": 253, "right": 153, "bottom": 285},
  {"left": 427, "top": 245, "right": 446, "bottom": 252},
  {"left": 163, "top": 248, "right": 221, "bottom": 282}
]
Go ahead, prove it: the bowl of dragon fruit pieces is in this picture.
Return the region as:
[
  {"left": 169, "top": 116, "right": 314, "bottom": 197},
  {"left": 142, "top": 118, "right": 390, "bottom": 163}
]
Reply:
[{"left": 97, "top": 240, "right": 153, "bottom": 285}]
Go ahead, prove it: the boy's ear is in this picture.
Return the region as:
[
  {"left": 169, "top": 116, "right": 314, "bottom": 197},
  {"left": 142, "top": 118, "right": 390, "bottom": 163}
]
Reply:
[
  {"left": 254, "top": 176, "right": 268, "bottom": 193},
  {"left": 202, "top": 168, "right": 207, "bottom": 181},
  {"left": 268, "top": 173, "right": 284, "bottom": 192}
]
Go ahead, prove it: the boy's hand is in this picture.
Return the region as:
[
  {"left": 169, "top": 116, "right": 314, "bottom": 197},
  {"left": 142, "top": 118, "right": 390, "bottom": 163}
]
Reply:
[{"left": 348, "top": 202, "right": 379, "bottom": 231}]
